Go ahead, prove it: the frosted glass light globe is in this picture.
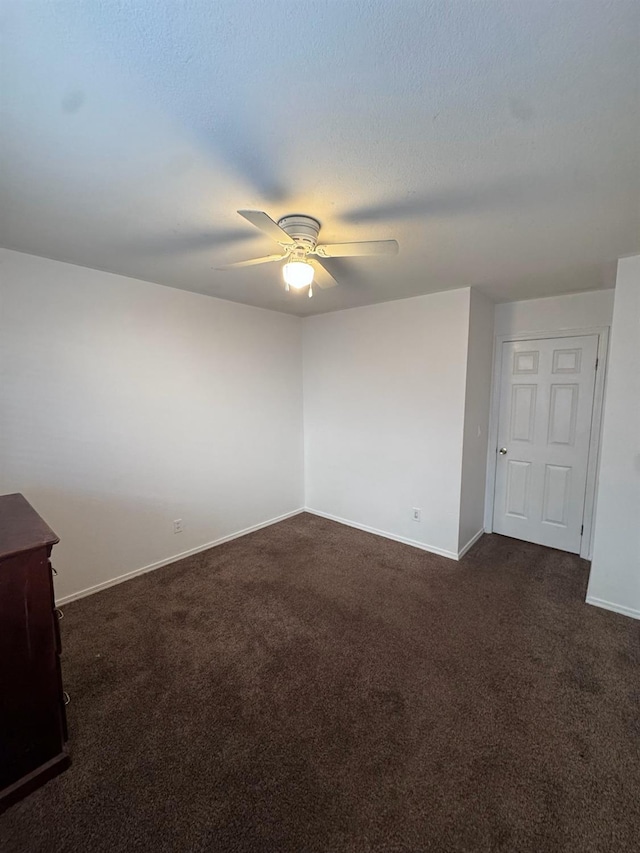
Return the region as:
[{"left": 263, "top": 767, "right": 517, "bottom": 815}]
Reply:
[{"left": 283, "top": 260, "right": 314, "bottom": 289}]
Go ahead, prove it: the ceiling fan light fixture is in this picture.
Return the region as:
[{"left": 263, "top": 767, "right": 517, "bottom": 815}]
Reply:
[
  {"left": 282, "top": 260, "right": 314, "bottom": 290},
  {"left": 223, "top": 209, "right": 398, "bottom": 294}
]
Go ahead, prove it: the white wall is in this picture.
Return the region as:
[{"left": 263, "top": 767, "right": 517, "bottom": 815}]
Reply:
[
  {"left": 3, "top": 247, "right": 626, "bottom": 606},
  {"left": 459, "top": 290, "right": 494, "bottom": 552},
  {"left": 303, "top": 289, "right": 472, "bottom": 558},
  {"left": 0, "top": 250, "right": 304, "bottom": 601},
  {"left": 587, "top": 255, "right": 640, "bottom": 620},
  {"left": 494, "top": 289, "right": 614, "bottom": 336}
]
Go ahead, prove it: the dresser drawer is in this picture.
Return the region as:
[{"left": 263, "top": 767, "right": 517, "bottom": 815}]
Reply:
[{"left": 53, "top": 607, "right": 63, "bottom": 653}]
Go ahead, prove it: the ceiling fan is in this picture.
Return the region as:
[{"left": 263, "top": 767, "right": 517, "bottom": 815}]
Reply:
[{"left": 218, "top": 210, "right": 399, "bottom": 297}]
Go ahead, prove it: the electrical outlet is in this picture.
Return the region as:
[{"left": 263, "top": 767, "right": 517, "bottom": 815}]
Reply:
[
  {"left": 173, "top": 518, "right": 183, "bottom": 534},
  {"left": 412, "top": 508, "right": 421, "bottom": 522}
]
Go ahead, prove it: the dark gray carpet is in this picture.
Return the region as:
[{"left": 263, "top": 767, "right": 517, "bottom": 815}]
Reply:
[{"left": 1, "top": 513, "right": 639, "bottom": 852}]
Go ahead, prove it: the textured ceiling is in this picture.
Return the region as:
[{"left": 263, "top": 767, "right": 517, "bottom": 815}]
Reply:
[{"left": 1, "top": 1, "right": 639, "bottom": 316}]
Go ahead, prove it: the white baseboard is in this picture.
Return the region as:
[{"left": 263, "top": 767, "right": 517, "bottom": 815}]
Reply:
[
  {"left": 457, "top": 528, "right": 485, "bottom": 559},
  {"left": 304, "top": 507, "right": 459, "bottom": 560},
  {"left": 585, "top": 596, "right": 640, "bottom": 622},
  {"left": 55, "top": 508, "right": 305, "bottom": 606}
]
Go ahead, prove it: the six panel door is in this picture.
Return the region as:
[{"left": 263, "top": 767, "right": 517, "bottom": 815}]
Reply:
[{"left": 493, "top": 335, "right": 599, "bottom": 553}]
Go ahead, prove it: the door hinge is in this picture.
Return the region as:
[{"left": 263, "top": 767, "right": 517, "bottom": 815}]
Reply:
[
  {"left": 581, "top": 525, "right": 584, "bottom": 536},
  {"left": 595, "top": 358, "right": 598, "bottom": 371}
]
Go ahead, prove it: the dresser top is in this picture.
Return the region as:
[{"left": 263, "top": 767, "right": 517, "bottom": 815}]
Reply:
[{"left": 0, "top": 494, "right": 59, "bottom": 560}]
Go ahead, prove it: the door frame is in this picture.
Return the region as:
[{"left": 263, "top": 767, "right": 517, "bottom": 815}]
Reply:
[{"left": 484, "top": 326, "right": 609, "bottom": 559}]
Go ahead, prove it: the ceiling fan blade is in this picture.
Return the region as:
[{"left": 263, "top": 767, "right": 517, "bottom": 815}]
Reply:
[
  {"left": 314, "top": 240, "right": 399, "bottom": 258},
  {"left": 217, "top": 254, "right": 285, "bottom": 270},
  {"left": 237, "top": 210, "right": 295, "bottom": 245},
  {"left": 310, "top": 259, "right": 339, "bottom": 289}
]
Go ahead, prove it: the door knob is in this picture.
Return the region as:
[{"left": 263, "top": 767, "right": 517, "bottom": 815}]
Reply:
[{"left": 499, "top": 447, "right": 507, "bottom": 455}]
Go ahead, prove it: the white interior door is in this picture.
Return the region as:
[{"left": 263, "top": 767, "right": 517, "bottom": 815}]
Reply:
[{"left": 493, "top": 335, "right": 599, "bottom": 553}]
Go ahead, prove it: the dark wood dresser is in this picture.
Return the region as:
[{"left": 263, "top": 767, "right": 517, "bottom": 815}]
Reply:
[{"left": 0, "top": 493, "right": 70, "bottom": 811}]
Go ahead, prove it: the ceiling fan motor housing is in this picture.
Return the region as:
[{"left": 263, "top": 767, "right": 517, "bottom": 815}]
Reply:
[{"left": 277, "top": 215, "right": 321, "bottom": 254}]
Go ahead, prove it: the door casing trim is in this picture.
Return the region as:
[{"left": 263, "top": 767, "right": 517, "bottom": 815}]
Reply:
[{"left": 484, "top": 326, "right": 609, "bottom": 560}]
